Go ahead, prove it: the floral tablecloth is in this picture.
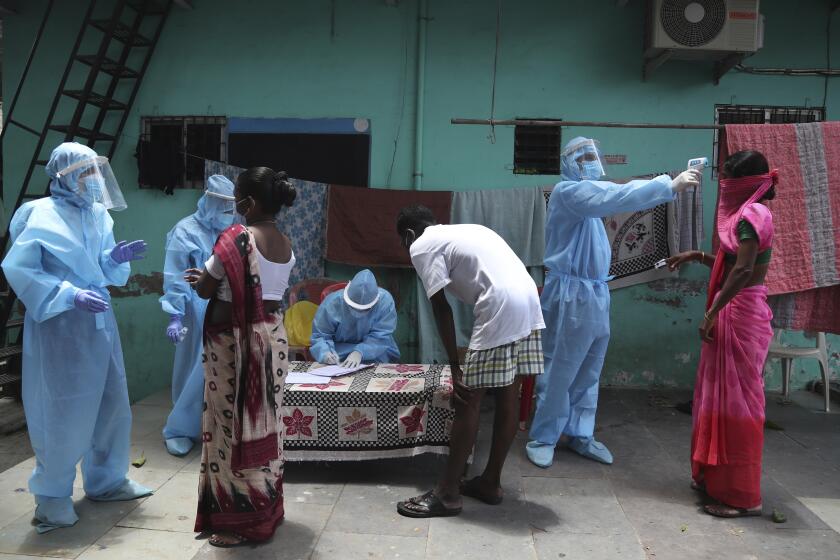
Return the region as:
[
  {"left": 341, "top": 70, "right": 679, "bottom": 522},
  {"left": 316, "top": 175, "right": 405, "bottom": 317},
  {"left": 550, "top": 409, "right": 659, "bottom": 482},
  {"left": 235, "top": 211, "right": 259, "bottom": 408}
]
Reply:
[{"left": 280, "top": 363, "right": 455, "bottom": 461}]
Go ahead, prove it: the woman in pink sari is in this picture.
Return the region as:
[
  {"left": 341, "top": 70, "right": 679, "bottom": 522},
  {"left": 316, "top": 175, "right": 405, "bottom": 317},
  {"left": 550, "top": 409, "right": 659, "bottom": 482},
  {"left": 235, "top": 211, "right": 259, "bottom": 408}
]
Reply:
[{"left": 668, "top": 150, "right": 776, "bottom": 518}]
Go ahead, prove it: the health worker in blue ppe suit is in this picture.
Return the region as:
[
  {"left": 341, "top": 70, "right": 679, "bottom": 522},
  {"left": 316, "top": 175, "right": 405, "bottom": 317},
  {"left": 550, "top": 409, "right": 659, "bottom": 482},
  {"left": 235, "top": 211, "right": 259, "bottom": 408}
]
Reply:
[
  {"left": 1, "top": 142, "right": 152, "bottom": 533},
  {"left": 310, "top": 269, "right": 400, "bottom": 367},
  {"left": 159, "top": 175, "right": 235, "bottom": 456},
  {"left": 526, "top": 137, "right": 701, "bottom": 468}
]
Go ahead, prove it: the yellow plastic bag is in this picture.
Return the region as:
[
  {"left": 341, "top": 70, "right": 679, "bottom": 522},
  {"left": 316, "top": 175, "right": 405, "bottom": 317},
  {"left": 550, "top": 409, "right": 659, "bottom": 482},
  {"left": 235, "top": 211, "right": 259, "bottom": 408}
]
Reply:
[{"left": 284, "top": 301, "right": 319, "bottom": 347}]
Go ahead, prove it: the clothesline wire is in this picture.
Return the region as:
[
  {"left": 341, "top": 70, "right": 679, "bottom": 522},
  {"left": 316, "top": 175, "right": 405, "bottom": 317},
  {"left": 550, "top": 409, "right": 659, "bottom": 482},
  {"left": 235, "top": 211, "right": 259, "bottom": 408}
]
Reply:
[
  {"left": 487, "top": 0, "right": 502, "bottom": 144},
  {"left": 386, "top": 4, "right": 411, "bottom": 186}
]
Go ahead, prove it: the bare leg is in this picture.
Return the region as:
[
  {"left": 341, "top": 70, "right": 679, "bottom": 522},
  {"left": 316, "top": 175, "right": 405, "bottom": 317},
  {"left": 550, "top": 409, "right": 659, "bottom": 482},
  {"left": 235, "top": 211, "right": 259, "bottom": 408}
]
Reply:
[
  {"left": 469, "top": 378, "right": 521, "bottom": 500},
  {"left": 434, "top": 387, "right": 486, "bottom": 507},
  {"left": 402, "top": 387, "right": 486, "bottom": 514}
]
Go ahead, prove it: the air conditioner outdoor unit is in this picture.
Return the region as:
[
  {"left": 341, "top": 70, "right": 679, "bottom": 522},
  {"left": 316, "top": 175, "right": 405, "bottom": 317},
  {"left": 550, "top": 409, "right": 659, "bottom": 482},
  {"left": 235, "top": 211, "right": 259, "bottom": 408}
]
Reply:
[{"left": 649, "top": 0, "right": 762, "bottom": 55}]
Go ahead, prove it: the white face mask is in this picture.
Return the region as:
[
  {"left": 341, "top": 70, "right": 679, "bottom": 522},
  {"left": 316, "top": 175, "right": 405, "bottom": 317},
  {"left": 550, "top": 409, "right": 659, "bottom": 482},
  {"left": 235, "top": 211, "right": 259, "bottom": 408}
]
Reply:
[{"left": 579, "top": 159, "right": 605, "bottom": 180}]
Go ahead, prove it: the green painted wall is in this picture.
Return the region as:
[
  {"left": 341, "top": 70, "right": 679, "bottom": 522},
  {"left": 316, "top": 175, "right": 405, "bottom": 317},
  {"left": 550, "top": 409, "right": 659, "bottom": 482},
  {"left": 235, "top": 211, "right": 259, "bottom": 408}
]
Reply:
[{"left": 4, "top": 0, "right": 838, "bottom": 402}]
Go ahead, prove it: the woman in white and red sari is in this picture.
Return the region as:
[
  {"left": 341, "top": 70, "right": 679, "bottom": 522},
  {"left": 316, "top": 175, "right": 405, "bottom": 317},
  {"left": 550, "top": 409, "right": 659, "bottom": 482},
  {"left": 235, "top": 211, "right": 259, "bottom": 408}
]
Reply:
[
  {"left": 668, "top": 150, "right": 776, "bottom": 518},
  {"left": 186, "top": 167, "right": 297, "bottom": 546}
]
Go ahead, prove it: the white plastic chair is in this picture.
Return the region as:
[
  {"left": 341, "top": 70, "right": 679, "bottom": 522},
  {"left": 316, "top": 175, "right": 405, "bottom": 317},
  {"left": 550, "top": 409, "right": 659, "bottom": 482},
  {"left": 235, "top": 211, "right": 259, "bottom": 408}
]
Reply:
[{"left": 766, "top": 330, "right": 830, "bottom": 412}]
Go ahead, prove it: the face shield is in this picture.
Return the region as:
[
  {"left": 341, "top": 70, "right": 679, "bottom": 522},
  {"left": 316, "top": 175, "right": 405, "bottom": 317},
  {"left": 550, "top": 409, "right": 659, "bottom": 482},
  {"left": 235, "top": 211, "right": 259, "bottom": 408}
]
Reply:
[
  {"left": 202, "top": 175, "right": 236, "bottom": 230},
  {"left": 206, "top": 189, "right": 236, "bottom": 231},
  {"left": 205, "top": 188, "right": 236, "bottom": 213},
  {"left": 55, "top": 156, "right": 127, "bottom": 211},
  {"left": 561, "top": 138, "right": 606, "bottom": 182}
]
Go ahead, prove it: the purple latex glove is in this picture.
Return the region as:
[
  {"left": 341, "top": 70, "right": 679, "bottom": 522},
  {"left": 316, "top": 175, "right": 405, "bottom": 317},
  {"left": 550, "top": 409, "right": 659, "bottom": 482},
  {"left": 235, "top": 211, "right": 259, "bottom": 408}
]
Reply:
[
  {"left": 74, "top": 290, "right": 110, "bottom": 313},
  {"left": 111, "top": 240, "right": 147, "bottom": 264},
  {"left": 166, "top": 315, "right": 183, "bottom": 343}
]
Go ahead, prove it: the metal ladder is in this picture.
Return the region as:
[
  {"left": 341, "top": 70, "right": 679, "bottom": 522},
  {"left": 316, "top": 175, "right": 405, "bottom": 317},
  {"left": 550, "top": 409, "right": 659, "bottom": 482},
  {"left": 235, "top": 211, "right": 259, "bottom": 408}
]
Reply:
[{"left": 0, "top": 0, "right": 172, "bottom": 399}]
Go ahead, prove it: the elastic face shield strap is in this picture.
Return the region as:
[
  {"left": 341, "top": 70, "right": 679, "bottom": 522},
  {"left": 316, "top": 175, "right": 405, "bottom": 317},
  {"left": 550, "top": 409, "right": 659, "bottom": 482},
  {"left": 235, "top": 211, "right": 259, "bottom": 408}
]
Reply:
[
  {"left": 561, "top": 139, "right": 600, "bottom": 158},
  {"left": 54, "top": 156, "right": 108, "bottom": 178},
  {"left": 205, "top": 190, "right": 236, "bottom": 201},
  {"left": 343, "top": 286, "right": 381, "bottom": 311}
]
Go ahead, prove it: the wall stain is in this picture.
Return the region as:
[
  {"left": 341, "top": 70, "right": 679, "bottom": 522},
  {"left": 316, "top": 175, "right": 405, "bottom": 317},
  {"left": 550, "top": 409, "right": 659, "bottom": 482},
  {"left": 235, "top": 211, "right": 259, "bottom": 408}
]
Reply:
[
  {"left": 646, "top": 278, "right": 707, "bottom": 296},
  {"left": 110, "top": 272, "right": 164, "bottom": 298},
  {"left": 635, "top": 294, "right": 685, "bottom": 308}
]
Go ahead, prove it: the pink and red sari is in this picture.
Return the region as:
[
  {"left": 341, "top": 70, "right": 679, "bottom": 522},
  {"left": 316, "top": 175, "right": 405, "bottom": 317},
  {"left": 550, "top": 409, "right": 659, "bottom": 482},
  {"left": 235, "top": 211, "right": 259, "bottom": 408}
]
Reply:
[
  {"left": 691, "top": 172, "right": 776, "bottom": 509},
  {"left": 195, "top": 225, "right": 288, "bottom": 541}
]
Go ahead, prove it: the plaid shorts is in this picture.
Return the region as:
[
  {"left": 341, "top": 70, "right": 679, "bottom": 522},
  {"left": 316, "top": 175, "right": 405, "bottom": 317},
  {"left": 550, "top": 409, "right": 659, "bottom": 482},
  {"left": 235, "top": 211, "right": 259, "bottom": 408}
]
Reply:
[{"left": 463, "top": 330, "right": 544, "bottom": 389}]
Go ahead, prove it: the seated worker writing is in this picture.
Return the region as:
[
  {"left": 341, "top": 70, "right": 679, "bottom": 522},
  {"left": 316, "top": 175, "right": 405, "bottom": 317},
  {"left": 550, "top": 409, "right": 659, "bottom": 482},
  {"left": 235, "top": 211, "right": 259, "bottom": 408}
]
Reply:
[{"left": 310, "top": 269, "right": 400, "bottom": 367}]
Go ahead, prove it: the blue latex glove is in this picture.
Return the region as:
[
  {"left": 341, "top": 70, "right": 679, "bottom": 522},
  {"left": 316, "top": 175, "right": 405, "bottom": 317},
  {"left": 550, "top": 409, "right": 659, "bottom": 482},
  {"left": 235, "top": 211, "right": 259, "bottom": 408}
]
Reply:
[
  {"left": 166, "top": 315, "right": 183, "bottom": 343},
  {"left": 74, "top": 290, "right": 109, "bottom": 313},
  {"left": 111, "top": 240, "right": 147, "bottom": 264}
]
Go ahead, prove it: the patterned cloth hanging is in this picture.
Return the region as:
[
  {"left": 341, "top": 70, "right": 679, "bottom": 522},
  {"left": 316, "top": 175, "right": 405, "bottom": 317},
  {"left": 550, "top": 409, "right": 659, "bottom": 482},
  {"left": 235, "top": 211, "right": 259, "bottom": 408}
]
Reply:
[{"left": 204, "top": 160, "right": 328, "bottom": 293}]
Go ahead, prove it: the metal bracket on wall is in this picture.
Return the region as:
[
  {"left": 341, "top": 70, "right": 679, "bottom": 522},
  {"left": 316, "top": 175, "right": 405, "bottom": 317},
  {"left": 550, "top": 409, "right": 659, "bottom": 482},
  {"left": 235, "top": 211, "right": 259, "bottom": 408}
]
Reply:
[
  {"left": 713, "top": 53, "right": 747, "bottom": 86},
  {"left": 642, "top": 49, "right": 674, "bottom": 81}
]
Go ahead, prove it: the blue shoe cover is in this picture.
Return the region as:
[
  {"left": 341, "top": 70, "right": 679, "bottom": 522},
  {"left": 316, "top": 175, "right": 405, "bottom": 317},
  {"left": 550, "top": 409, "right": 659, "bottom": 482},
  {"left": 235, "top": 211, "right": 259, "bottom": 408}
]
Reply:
[
  {"left": 87, "top": 479, "right": 152, "bottom": 502},
  {"left": 165, "top": 437, "right": 194, "bottom": 457},
  {"left": 569, "top": 437, "right": 613, "bottom": 464},
  {"left": 33, "top": 496, "right": 78, "bottom": 534},
  {"left": 525, "top": 441, "right": 555, "bottom": 468}
]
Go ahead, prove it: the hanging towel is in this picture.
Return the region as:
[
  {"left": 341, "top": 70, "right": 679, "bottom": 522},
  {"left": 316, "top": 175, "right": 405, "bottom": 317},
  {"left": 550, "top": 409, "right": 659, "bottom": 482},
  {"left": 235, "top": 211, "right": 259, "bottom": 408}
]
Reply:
[
  {"left": 284, "top": 179, "right": 328, "bottom": 287},
  {"left": 325, "top": 185, "right": 452, "bottom": 267},
  {"left": 450, "top": 186, "right": 545, "bottom": 267},
  {"left": 204, "top": 160, "right": 328, "bottom": 289},
  {"left": 725, "top": 122, "right": 840, "bottom": 296},
  {"left": 769, "top": 286, "right": 840, "bottom": 335},
  {"left": 673, "top": 171, "right": 705, "bottom": 253}
]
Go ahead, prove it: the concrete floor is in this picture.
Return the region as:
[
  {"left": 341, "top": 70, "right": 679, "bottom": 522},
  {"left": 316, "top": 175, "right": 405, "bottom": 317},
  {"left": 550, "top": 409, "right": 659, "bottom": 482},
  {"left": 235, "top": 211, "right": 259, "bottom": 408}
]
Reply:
[{"left": 0, "top": 387, "right": 838, "bottom": 560}]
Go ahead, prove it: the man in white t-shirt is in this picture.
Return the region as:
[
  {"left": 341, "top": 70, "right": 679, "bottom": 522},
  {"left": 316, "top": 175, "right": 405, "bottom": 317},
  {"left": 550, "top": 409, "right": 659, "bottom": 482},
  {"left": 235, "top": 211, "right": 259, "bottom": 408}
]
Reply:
[{"left": 394, "top": 205, "right": 545, "bottom": 518}]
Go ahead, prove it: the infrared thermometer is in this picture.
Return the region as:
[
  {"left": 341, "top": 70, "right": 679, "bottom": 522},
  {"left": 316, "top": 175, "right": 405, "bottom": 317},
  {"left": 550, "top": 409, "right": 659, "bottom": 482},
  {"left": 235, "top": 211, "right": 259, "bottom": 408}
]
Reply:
[{"left": 687, "top": 157, "right": 709, "bottom": 171}]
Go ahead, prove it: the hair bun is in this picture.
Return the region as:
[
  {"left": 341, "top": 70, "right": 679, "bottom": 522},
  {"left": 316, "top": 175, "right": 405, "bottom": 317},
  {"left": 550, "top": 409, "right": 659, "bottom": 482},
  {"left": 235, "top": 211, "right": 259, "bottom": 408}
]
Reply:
[{"left": 272, "top": 171, "right": 296, "bottom": 207}]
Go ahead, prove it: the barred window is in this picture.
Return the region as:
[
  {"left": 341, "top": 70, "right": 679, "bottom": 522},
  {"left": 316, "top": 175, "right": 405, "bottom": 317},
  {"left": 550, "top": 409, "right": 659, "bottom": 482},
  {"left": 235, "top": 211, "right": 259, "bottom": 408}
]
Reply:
[
  {"left": 138, "top": 116, "right": 227, "bottom": 191},
  {"left": 513, "top": 119, "right": 561, "bottom": 175}
]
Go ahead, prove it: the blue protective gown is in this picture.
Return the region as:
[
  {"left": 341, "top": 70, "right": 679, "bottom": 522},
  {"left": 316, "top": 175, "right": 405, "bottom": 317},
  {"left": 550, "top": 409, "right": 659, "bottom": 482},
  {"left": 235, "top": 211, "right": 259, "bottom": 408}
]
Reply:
[
  {"left": 529, "top": 175, "right": 675, "bottom": 445},
  {"left": 1, "top": 143, "right": 144, "bottom": 529},
  {"left": 310, "top": 289, "right": 401, "bottom": 364},
  {"left": 159, "top": 176, "right": 234, "bottom": 446}
]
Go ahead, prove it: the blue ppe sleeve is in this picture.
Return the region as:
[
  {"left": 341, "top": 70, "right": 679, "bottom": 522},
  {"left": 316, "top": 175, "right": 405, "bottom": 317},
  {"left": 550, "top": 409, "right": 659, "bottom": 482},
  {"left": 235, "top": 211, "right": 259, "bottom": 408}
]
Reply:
[
  {"left": 353, "top": 294, "right": 400, "bottom": 361},
  {"left": 159, "top": 233, "right": 198, "bottom": 317},
  {"left": 2, "top": 238, "right": 79, "bottom": 322},
  {"left": 97, "top": 209, "right": 130, "bottom": 287},
  {"left": 309, "top": 306, "right": 338, "bottom": 362},
  {"left": 2, "top": 215, "right": 80, "bottom": 323},
  {"left": 557, "top": 175, "right": 674, "bottom": 219}
]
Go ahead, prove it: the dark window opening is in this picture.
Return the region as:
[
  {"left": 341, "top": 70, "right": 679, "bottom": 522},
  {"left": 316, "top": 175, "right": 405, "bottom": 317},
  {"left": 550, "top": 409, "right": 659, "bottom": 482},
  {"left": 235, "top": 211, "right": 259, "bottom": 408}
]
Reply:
[
  {"left": 228, "top": 132, "right": 370, "bottom": 187},
  {"left": 713, "top": 105, "right": 824, "bottom": 177},
  {"left": 513, "top": 118, "right": 562, "bottom": 175},
  {"left": 137, "top": 116, "right": 226, "bottom": 191}
]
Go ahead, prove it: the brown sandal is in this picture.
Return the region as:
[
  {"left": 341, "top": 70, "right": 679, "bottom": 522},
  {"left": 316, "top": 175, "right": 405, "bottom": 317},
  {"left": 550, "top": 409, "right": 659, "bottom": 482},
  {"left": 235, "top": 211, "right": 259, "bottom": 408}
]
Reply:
[
  {"left": 209, "top": 532, "right": 248, "bottom": 548},
  {"left": 397, "top": 492, "right": 462, "bottom": 518}
]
